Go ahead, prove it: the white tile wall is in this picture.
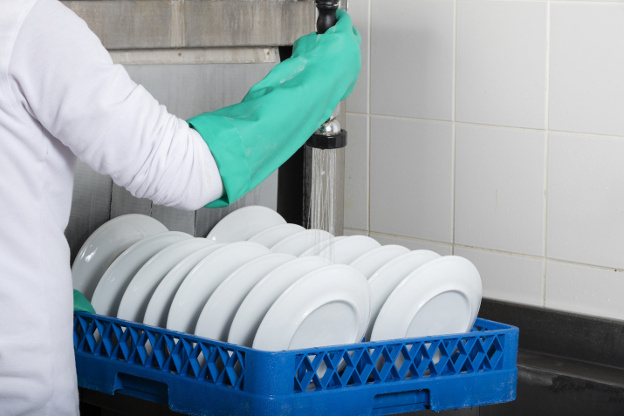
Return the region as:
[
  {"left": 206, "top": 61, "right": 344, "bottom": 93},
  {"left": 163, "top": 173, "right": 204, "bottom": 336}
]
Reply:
[
  {"left": 344, "top": 113, "right": 369, "bottom": 231},
  {"left": 370, "top": 0, "right": 454, "bottom": 121},
  {"left": 454, "top": 246, "right": 544, "bottom": 307},
  {"left": 547, "top": 132, "right": 624, "bottom": 270},
  {"left": 546, "top": 261, "right": 624, "bottom": 321},
  {"left": 344, "top": 0, "right": 624, "bottom": 321},
  {"left": 345, "top": 0, "right": 369, "bottom": 115},
  {"left": 369, "top": 116, "right": 453, "bottom": 243},
  {"left": 549, "top": 3, "right": 624, "bottom": 137},
  {"left": 456, "top": 1, "right": 547, "bottom": 129},
  {"left": 455, "top": 124, "right": 546, "bottom": 256}
]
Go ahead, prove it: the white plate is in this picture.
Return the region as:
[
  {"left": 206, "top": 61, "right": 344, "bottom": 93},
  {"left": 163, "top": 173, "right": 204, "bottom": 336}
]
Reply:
[
  {"left": 116, "top": 237, "right": 214, "bottom": 323},
  {"left": 270, "top": 229, "right": 333, "bottom": 256},
  {"left": 371, "top": 256, "right": 482, "bottom": 342},
  {"left": 72, "top": 214, "right": 168, "bottom": 300},
  {"left": 167, "top": 241, "right": 270, "bottom": 333},
  {"left": 252, "top": 264, "right": 371, "bottom": 351},
  {"left": 349, "top": 244, "right": 410, "bottom": 278},
  {"left": 194, "top": 252, "right": 295, "bottom": 341},
  {"left": 247, "top": 223, "right": 305, "bottom": 247},
  {"left": 143, "top": 243, "right": 226, "bottom": 328},
  {"left": 317, "top": 235, "right": 381, "bottom": 264},
  {"left": 366, "top": 250, "right": 441, "bottom": 340},
  {"left": 90, "top": 231, "right": 192, "bottom": 316},
  {"left": 228, "top": 256, "right": 332, "bottom": 347},
  {"left": 206, "top": 205, "right": 286, "bottom": 243},
  {"left": 299, "top": 236, "right": 344, "bottom": 257}
]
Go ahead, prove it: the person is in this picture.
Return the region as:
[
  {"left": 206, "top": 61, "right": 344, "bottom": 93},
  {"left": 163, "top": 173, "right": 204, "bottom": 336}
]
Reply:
[{"left": 0, "top": 0, "right": 361, "bottom": 413}]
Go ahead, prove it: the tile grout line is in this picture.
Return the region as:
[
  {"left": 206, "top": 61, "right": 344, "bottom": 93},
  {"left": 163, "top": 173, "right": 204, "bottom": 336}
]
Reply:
[
  {"left": 366, "top": 0, "right": 373, "bottom": 236},
  {"left": 347, "top": 110, "right": 624, "bottom": 141},
  {"left": 451, "top": 0, "right": 458, "bottom": 256},
  {"left": 542, "top": 0, "right": 551, "bottom": 308},
  {"left": 347, "top": 112, "right": 624, "bottom": 142},
  {"left": 367, "top": 225, "right": 624, "bottom": 272},
  {"left": 451, "top": 0, "right": 458, "bottom": 254}
]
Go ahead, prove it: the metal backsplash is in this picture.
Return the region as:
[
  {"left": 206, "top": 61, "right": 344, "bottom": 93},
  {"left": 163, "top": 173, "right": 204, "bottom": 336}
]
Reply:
[{"left": 63, "top": 0, "right": 315, "bottom": 262}]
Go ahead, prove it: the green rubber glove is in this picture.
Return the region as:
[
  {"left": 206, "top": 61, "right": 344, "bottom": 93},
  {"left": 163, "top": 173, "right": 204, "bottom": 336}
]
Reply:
[
  {"left": 188, "top": 9, "right": 361, "bottom": 208},
  {"left": 73, "top": 289, "right": 96, "bottom": 313}
]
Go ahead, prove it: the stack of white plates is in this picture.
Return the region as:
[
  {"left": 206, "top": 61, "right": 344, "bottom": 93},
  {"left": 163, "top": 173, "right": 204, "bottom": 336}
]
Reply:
[{"left": 72, "top": 207, "right": 482, "bottom": 352}]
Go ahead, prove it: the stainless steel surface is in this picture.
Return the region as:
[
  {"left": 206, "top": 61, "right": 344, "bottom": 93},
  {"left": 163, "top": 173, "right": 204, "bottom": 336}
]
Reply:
[
  {"left": 109, "top": 48, "right": 276, "bottom": 66},
  {"left": 316, "top": 117, "right": 342, "bottom": 135},
  {"left": 61, "top": 0, "right": 314, "bottom": 50}
]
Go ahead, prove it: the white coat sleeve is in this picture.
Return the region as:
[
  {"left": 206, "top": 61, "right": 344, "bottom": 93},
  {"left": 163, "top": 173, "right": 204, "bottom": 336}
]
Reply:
[{"left": 8, "top": 0, "right": 223, "bottom": 210}]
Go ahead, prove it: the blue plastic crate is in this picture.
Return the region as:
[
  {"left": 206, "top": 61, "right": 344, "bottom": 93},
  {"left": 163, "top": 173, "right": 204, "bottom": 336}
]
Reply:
[{"left": 74, "top": 312, "right": 518, "bottom": 415}]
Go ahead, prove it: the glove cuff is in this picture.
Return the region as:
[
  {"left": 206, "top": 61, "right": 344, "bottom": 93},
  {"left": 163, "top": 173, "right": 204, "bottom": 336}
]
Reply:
[
  {"left": 188, "top": 113, "right": 251, "bottom": 208},
  {"left": 73, "top": 289, "right": 96, "bottom": 314}
]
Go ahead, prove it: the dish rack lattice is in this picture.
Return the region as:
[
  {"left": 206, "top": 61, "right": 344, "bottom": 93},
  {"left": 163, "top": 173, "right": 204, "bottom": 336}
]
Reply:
[{"left": 74, "top": 312, "right": 518, "bottom": 416}]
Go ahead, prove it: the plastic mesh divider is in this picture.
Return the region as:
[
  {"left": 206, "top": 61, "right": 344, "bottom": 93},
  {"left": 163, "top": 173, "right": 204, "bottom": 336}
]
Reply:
[
  {"left": 152, "top": 332, "right": 168, "bottom": 369},
  {"left": 290, "top": 329, "right": 514, "bottom": 393},
  {"left": 340, "top": 349, "right": 361, "bottom": 387},
  {"left": 73, "top": 314, "right": 246, "bottom": 390},
  {"left": 294, "top": 354, "right": 318, "bottom": 392},
  {"left": 489, "top": 336, "right": 505, "bottom": 370},
  {"left": 74, "top": 313, "right": 516, "bottom": 403}
]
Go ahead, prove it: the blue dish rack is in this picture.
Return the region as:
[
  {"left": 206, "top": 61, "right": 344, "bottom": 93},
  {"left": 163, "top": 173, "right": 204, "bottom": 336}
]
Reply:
[{"left": 74, "top": 312, "right": 518, "bottom": 415}]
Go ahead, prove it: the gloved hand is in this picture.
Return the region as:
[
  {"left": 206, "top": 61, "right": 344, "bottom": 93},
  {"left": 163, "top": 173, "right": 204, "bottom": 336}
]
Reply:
[
  {"left": 73, "top": 289, "right": 96, "bottom": 313},
  {"left": 188, "top": 10, "right": 361, "bottom": 208}
]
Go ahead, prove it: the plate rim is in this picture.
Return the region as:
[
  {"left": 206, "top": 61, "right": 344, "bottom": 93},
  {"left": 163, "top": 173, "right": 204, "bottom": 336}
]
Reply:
[
  {"left": 227, "top": 255, "right": 333, "bottom": 347},
  {"left": 370, "top": 255, "right": 482, "bottom": 342},
  {"left": 166, "top": 241, "right": 270, "bottom": 333},
  {"left": 116, "top": 237, "right": 212, "bottom": 323},
  {"left": 270, "top": 229, "right": 334, "bottom": 256},
  {"left": 206, "top": 205, "right": 286, "bottom": 242},
  {"left": 72, "top": 214, "right": 168, "bottom": 299},
  {"left": 349, "top": 244, "right": 411, "bottom": 278},
  {"left": 252, "top": 263, "right": 371, "bottom": 351},
  {"left": 90, "top": 230, "right": 192, "bottom": 316},
  {"left": 143, "top": 243, "right": 227, "bottom": 328},
  {"left": 194, "top": 252, "right": 296, "bottom": 340},
  {"left": 317, "top": 234, "right": 381, "bottom": 263}
]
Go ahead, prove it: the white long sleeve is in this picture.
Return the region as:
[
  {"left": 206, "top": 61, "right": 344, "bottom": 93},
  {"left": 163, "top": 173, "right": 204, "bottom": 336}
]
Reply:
[
  {"left": 10, "top": 0, "right": 224, "bottom": 210},
  {"left": 0, "top": 0, "right": 223, "bottom": 413}
]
